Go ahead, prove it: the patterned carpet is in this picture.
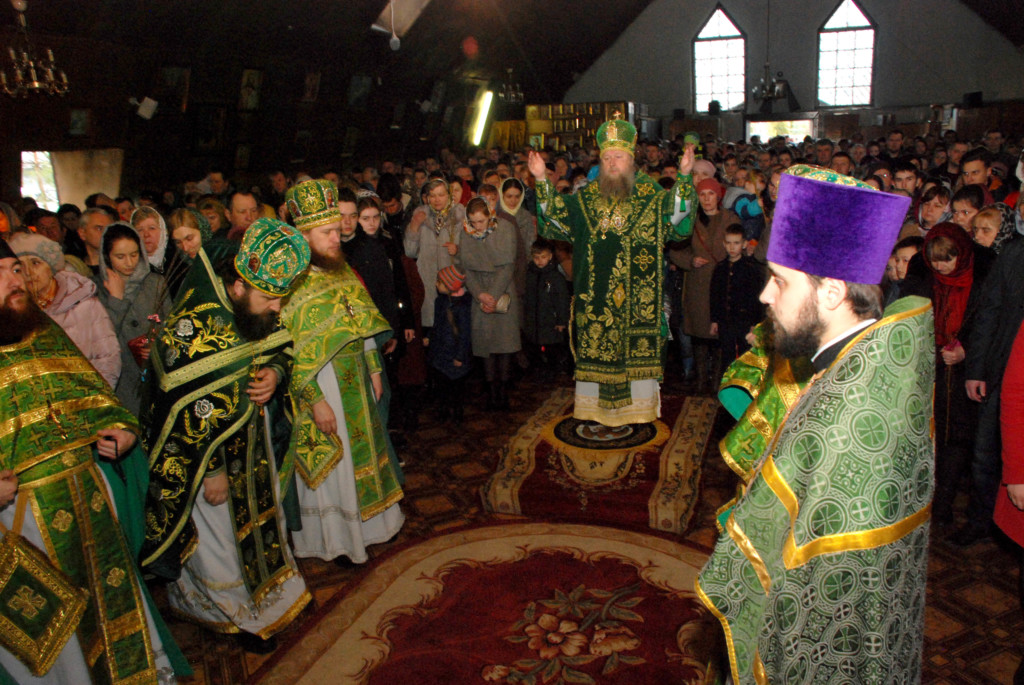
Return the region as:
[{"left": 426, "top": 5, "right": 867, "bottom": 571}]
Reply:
[
  {"left": 252, "top": 522, "right": 712, "bottom": 685},
  {"left": 151, "top": 366, "right": 1023, "bottom": 684}
]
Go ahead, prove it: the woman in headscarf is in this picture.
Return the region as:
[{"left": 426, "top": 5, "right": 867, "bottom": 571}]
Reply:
[
  {"left": 403, "top": 176, "right": 465, "bottom": 333},
  {"left": 131, "top": 206, "right": 189, "bottom": 297},
  {"left": 924, "top": 222, "right": 985, "bottom": 526},
  {"left": 93, "top": 222, "right": 171, "bottom": 416},
  {"left": 669, "top": 177, "right": 737, "bottom": 394},
  {"left": 459, "top": 197, "right": 521, "bottom": 409},
  {"left": 899, "top": 184, "right": 951, "bottom": 240},
  {"left": 497, "top": 177, "right": 538, "bottom": 316},
  {"left": 8, "top": 232, "right": 121, "bottom": 388},
  {"left": 971, "top": 203, "right": 1018, "bottom": 254}
]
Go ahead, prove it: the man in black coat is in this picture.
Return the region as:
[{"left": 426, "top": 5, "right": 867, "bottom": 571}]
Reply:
[{"left": 956, "top": 236, "right": 1024, "bottom": 545}]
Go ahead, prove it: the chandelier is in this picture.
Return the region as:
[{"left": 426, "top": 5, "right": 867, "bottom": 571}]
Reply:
[
  {"left": 2, "top": 0, "right": 68, "bottom": 97},
  {"left": 497, "top": 68, "right": 522, "bottom": 105}
]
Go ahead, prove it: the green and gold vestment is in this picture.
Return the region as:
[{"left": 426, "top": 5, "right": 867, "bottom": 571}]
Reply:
[
  {"left": 0, "top": 320, "right": 163, "bottom": 684},
  {"left": 281, "top": 264, "right": 403, "bottom": 520},
  {"left": 142, "top": 249, "right": 297, "bottom": 604},
  {"left": 697, "top": 297, "right": 935, "bottom": 684},
  {"left": 535, "top": 171, "right": 695, "bottom": 413}
]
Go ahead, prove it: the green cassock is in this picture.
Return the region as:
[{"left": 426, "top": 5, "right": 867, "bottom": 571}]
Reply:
[
  {"left": 535, "top": 171, "right": 695, "bottom": 416},
  {"left": 141, "top": 249, "right": 297, "bottom": 602},
  {"left": 0, "top": 319, "right": 189, "bottom": 684},
  {"left": 697, "top": 297, "right": 935, "bottom": 684}
]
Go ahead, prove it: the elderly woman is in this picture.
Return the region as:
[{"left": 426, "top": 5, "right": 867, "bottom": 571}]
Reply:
[
  {"left": 404, "top": 176, "right": 465, "bottom": 331},
  {"left": 93, "top": 222, "right": 170, "bottom": 416},
  {"left": 459, "top": 197, "right": 521, "bottom": 409},
  {"left": 8, "top": 232, "right": 121, "bottom": 388},
  {"left": 131, "top": 206, "right": 188, "bottom": 294}
]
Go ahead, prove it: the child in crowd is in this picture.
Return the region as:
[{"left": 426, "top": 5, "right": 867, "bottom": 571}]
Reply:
[
  {"left": 884, "top": 236, "right": 925, "bottom": 306},
  {"left": 523, "top": 238, "right": 570, "bottom": 371},
  {"left": 709, "top": 224, "right": 764, "bottom": 377},
  {"left": 425, "top": 265, "right": 473, "bottom": 423}
]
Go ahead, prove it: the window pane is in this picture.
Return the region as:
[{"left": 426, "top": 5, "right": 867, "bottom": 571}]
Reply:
[
  {"left": 694, "top": 36, "right": 745, "bottom": 112},
  {"left": 823, "top": 0, "right": 872, "bottom": 29},
  {"left": 818, "top": 27, "right": 872, "bottom": 106},
  {"left": 697, "top": 8, "right": 742, "bottom": 39}
]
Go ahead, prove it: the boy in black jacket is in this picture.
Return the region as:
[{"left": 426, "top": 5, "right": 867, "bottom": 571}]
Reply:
[
  {"left": 710, "top": 224, "right": 765, "bottom": 380},
  {"left": 523, "top": 239, "right": 570, "bottom": 371}
]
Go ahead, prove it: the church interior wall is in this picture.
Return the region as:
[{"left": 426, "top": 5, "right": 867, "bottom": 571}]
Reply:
[{"left": 565, "top": 0, "right": 1024, "bottom": 124}]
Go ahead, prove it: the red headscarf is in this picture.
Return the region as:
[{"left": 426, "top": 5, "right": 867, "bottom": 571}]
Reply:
[
  {"left": 696, "top": 178, "right": 724, "bottom": 203},
  {"left": 923, "top": 222, "right": 974, "bottom": 347}
]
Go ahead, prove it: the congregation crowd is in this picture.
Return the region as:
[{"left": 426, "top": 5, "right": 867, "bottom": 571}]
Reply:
[{"left": 2, "top": 119, "right": 1024, "bottom": 683}]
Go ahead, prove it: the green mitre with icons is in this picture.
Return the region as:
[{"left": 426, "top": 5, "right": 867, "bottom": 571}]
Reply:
[{"left": 235, "top": 217, "right": 311, "bottom": 296}]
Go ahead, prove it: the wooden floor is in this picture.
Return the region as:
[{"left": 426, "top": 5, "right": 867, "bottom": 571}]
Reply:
[{"left": 152, "top": 363, "right": 1023, "bottom": 685}]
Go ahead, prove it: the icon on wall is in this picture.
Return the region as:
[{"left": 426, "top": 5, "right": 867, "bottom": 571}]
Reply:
[{"left": 238, "top": 69, "right": 263, "bottom": 111}]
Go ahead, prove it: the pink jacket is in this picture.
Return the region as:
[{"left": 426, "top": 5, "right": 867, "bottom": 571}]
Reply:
[{"left": 46, "top": 270, "right": 122, "bottom": 388}]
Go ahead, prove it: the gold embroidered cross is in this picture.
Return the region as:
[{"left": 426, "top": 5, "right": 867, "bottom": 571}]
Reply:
[
  {"left": 47, "top": 400, "right": 69, "bottom": 440},
  {"left": 8, "top": 586, "right": 45, "bottom": 619}
]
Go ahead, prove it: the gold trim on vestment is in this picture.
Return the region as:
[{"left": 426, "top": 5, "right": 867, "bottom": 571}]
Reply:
[
  {"left": 759, "top": 456, "right": 933, "bottom": 569},
  {"left": 356, "top": 489, "right": 405, "bottom": 521},
  {"left": 773, "top": 359, "right": 802, "bottom": 408},
  {"left": 0, "top": 356, "right": 97, "bottom": 389},
  {"left": 725, "top": 511, "right": 772, "bottom": 594},
  {"left": 254, "top": 589, "right": 312, "bottom": 640},
  {"left": 752, "top": 652, "right": 769, "bottom": 685},
  {"left": 0, "top": 395, "right": 121, "bottom": 443},
  {"left": 573, "top": 392, "right": 659, "bottom": 427},
  {"left": 719, "top": 376, "right": 758, "bottom": 398},
  {"left": 153, "top": 330, "right": 290, "bottom": 392},
  {"left": 695, "top": 579, "right": 741, "bottom": 685}
]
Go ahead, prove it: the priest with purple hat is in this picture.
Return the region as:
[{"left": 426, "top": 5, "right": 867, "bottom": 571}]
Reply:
[{"left": 695, "top": 166, "right": 935, "bottom": 684}]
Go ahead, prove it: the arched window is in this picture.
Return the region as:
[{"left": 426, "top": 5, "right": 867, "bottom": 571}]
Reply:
[
  {"left": 693, "top": 7, "right": 745, "bottom": 113},
  {"left": 817, "top": 0, "right": 875, "bottom": 107}
]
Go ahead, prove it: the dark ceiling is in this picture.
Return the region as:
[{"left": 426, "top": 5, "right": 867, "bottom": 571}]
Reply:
[
  {"left": 16, "top": 0, "right": 659, "bottom": 103},
  {"left": 12, "top": 0, "right": 1024, "bottom": 99}
]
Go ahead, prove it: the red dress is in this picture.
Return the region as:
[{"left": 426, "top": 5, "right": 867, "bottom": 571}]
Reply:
[{"left": 994, "top": 318, "right": 1024, "bottom": 547}]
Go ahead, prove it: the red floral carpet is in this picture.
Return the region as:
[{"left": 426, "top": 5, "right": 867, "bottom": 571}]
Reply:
[
  {"left": 482, "top": 390, "right": 719, "bottom": 534},
  {"left": 253, "top": 523, "right": 713, "bottom": 685}
]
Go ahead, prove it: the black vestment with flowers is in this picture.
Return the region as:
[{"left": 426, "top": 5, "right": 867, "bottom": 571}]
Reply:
[{"left": 140, "top": 248, "right": 293, "bottom": 597}]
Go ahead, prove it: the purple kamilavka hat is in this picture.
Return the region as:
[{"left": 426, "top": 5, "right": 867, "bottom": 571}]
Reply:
[{"left": 767, "top": 165, "right": 911, "bottom": 285}]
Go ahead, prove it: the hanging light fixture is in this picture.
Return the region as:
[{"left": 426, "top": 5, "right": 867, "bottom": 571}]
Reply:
[
  {"left": 497, "top": 68, "right": 522, "bottom": 105},
  {"left": 1, "top": 0, "right": 68, "bottom": 97}
]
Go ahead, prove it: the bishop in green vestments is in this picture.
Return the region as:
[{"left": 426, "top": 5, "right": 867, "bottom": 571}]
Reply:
[{"left": 528, "top": 116, "right": 697, "bottom": 427}]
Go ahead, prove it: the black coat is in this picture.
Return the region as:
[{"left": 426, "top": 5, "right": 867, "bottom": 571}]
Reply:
[
  {"left": 965, "top": 236, "right": 1024, "bottom": 389},
  {"left": 342, "top": 232, "right": 402, "bottom": 333},
  {"left": 523, "top": 261, "right": 570, "bottom": 346},
  {"left": 709, "top": 255, "right": 764, "bottom": 335}
]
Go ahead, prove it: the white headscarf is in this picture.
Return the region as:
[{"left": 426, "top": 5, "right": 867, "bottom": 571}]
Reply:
[{"left": 130, "top": 206, "right": 169, "bottom": 269}]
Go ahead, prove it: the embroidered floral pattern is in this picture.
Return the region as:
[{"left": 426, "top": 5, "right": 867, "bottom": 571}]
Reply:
[{"left": 484, "top": 582, "right": 646, "bottom": 683}]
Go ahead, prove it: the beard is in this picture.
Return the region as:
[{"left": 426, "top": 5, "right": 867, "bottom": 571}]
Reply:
[
  {"left": 232, "top": 292, "right": 279, "bottom": 342},
  {"left": 767, "top": 293, "right": 826, "bottom": 360},
  {"left": 0, "top": 289, "right": 49, "bottom": 345},
  {"left": 309, "top": 248, "right": 346, "bottom": 273},
  {"left": 598, "top": 165, "right": 636, "bottom": 202}
]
